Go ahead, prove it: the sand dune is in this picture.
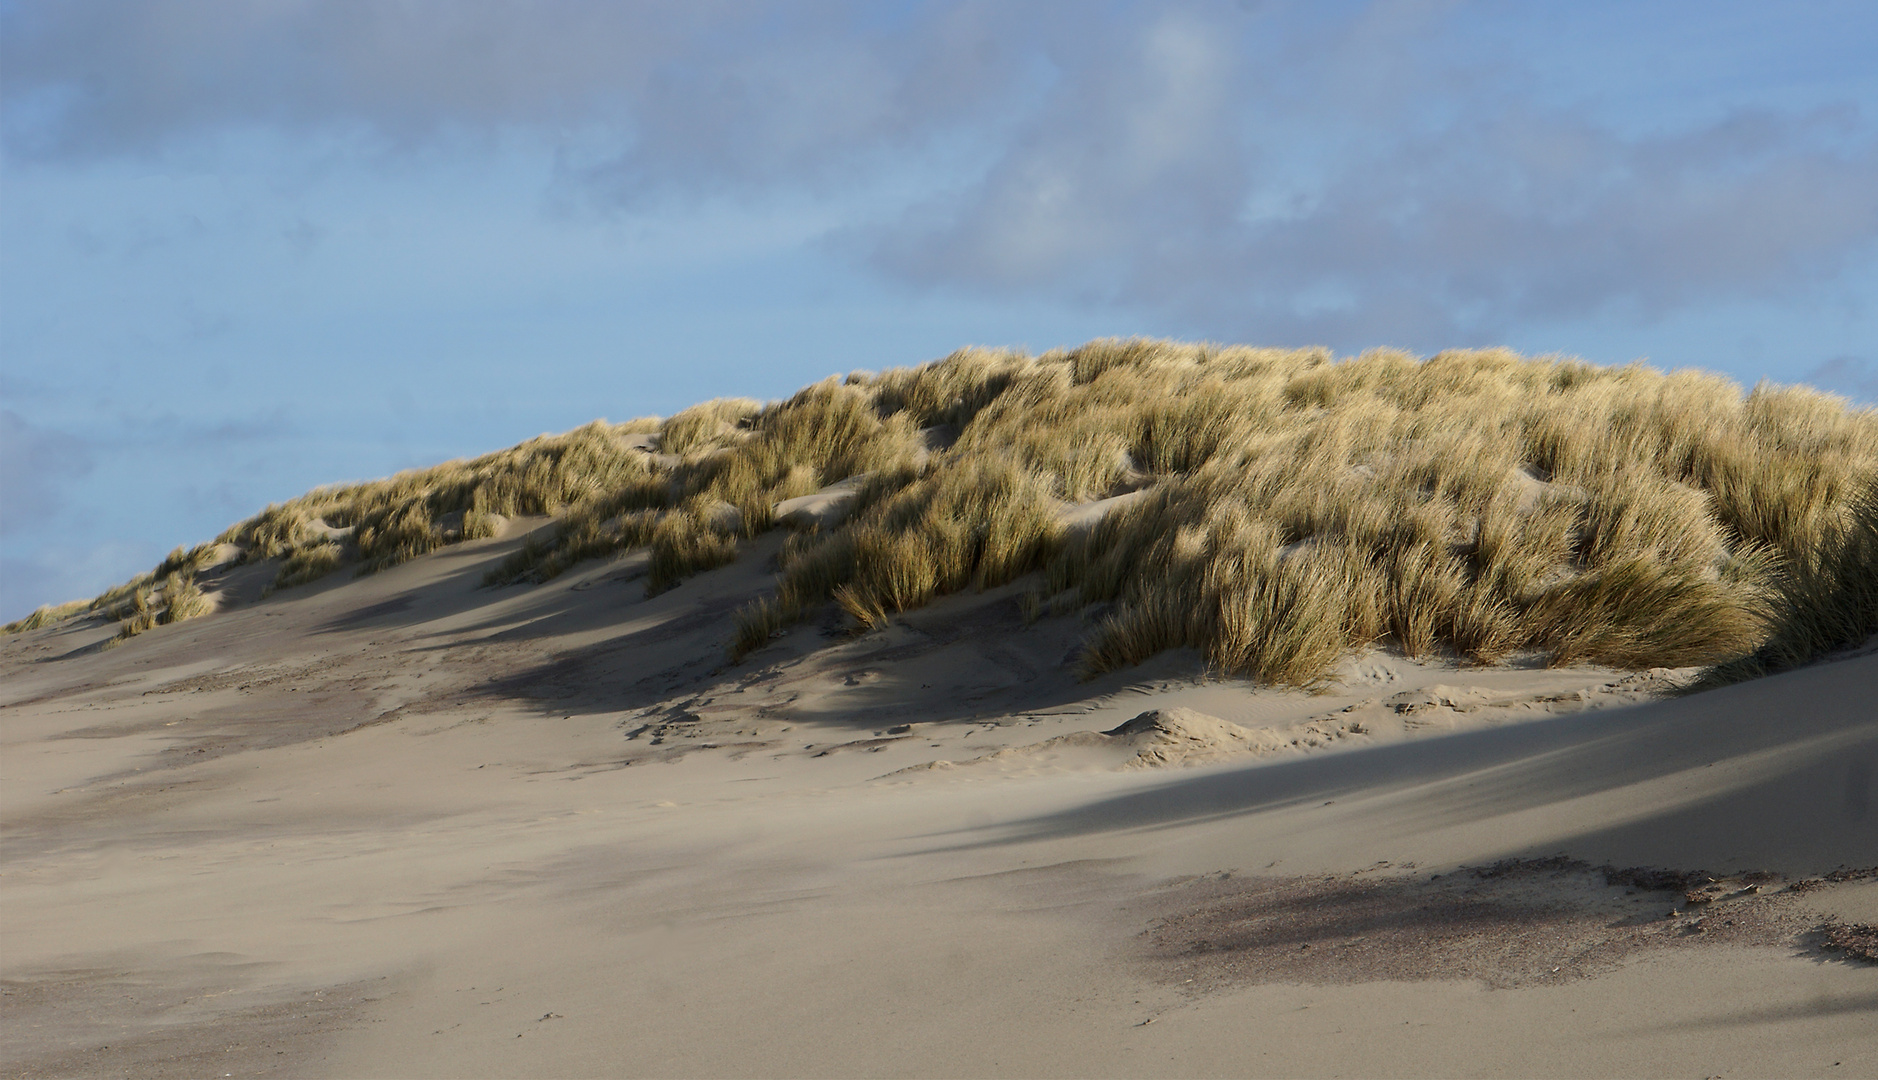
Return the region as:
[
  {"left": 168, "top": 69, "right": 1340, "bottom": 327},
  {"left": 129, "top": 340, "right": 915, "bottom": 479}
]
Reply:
[{"left": 2, "top": 523, "right": 1874, "bottom": 1078}]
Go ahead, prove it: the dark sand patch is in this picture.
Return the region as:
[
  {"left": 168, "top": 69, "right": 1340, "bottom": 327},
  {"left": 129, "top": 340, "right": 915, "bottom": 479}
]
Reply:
[{"left": 1136, "top": 859, "right": 1878, "bottom": 992}]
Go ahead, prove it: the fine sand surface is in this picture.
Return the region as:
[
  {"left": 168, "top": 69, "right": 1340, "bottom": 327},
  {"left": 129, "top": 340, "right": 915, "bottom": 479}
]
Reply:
[{"left": 2, "top": 524, "right": 1875, "bottom": 1078}]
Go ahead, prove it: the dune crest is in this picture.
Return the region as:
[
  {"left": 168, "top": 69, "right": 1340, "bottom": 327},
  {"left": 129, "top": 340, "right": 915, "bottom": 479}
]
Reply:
[{"left": 19, "top": 340, "right": 1877, "bottom": 690}]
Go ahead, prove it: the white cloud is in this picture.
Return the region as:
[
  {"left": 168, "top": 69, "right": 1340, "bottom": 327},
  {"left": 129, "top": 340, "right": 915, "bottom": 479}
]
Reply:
[{"left": 6, "top": 0, "right": 1876, "bottom": 350}]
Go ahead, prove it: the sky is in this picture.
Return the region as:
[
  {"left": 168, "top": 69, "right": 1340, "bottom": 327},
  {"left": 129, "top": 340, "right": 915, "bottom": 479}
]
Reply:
[{"left": 2, "top": 0, "right": 1877, "bottom": 620}]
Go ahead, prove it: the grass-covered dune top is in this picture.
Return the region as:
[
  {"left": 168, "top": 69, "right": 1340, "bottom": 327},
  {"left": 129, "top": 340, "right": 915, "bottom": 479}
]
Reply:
[{"left": 15, "top": 340, "right": 1878, "bottom": 684}]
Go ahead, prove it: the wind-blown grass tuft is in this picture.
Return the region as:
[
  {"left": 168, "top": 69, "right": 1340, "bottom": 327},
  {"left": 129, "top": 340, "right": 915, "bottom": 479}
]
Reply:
[{"left": 4, "top": 599, "right": 90, "bottom": 634}]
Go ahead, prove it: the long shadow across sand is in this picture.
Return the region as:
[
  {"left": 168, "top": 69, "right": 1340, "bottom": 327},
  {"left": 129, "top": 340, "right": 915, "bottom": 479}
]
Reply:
[{"left": 914, "top": 652, "right": 1878, "bottom": 874}]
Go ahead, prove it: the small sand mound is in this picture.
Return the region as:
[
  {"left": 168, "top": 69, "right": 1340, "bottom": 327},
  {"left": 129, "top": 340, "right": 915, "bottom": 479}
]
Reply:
[
  {"left": 773, "top": 475, "right": 866, "bottom": 529},
  {"left": 1383, "top": 685, "right": 1490, "bottom": 714},
  {"left": 880, "top": 707, "right": 1291, "bottom": 778},
  {"left": 1104, "top": 707, "right": 1292, "bottom": 768}
]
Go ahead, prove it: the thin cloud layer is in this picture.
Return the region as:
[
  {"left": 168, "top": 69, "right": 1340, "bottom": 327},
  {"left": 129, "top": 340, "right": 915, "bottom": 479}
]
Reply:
[
  {"left": 1, "top": 0, "right": 1029, "bottom": 188},
  {"left": 868, "top": 7, "right": 1878, "bottom": 344},
  {"left": 0, "top": 411, "right": 93, "bottom": 532},
  {"left": 1807, "top": 356, "right": 1878, "bottom": 404},
  {"left": 5, "top": 0, "right": 1876, "bottom": 347}
]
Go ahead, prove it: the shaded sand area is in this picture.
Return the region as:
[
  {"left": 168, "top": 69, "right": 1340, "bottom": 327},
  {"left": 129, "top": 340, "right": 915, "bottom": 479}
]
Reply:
[{"left": 3, "top": 524, "right": 1875, "bottom": 1077}]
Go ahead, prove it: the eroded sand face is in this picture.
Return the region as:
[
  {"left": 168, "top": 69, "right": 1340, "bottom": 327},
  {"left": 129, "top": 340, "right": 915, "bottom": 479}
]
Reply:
[{"left": 3, "top": 528, "right": 1874, "bottom": 1078}]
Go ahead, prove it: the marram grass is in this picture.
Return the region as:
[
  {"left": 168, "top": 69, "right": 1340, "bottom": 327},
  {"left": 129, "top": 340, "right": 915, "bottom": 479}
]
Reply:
[{"left": 14, "top": 340, "right": 1877, "bottom": 687}]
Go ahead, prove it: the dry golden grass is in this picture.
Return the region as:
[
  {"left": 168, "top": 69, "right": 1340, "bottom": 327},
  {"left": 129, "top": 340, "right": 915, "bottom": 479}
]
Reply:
[
  {"left": 107, "top": 567, "right": 213, "bottom": 644},
  {"left": 720, "top": 341, "right": 1876, "bottom": 683},
  {"left": 1702, "top": 484, "right": 1878, "bottom": 684},
  {"left": 208, "top": 418, "right": 668, "bottom": 592},
  {"left": 269, "top": 542, "right": 345, "bottom": 594},
  {"left": 3, "top": 599, "right": 90, "bottom": 634},
  {"left": 658, "top": 397, "right": 762, "bottom": 456},
  {"left": 24, "top": 340, "right": 1878, "bottom": 685},
  {"left": 6, "top": 543, "right": 223, "bottom": 639},
  {"left": 647, "top": 507, "right": 741, "bottom": 594},
  {"left": 162, "top": 572, "right": 210, "bottom": 623}
]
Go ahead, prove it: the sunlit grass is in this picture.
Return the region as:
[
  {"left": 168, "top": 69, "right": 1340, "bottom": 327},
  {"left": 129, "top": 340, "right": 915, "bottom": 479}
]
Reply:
[{"left": 22, "top": 340, "right": 1876, "bottom": 686}]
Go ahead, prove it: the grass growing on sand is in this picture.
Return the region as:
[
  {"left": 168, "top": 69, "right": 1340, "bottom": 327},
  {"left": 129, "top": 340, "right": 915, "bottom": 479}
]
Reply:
[
  {"left": 729, "top": 341, "right": 1875, "bottom": 684},
  {"left": 1701, "top": 485, "right": 1878, "bottom": 683},
  {"left": 229, "top": 417, "right": 667, "bottom": 583},
  {"left": 5, "top": 543, "right": 225, "bottom": 639},
  {"left": 3, "top": 599, "right": 90, "bottom": 634},
  {"left": 18, "top": 340, "right": 1878, "bottom": 684},
  {"left": 107, "top": 565, "right": 215, "bottom": 644}
]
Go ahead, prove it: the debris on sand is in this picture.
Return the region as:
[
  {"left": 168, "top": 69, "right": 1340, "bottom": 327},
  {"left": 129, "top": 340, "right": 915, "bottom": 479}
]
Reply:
[
  {"left": 1102, "top": 707, "right": 1292, "bottom": 769},
  {"left": 1817, "top": 922, "right": 1878, "bottom": 962},
  {"left": 1601, "top": 866, "right": 1711, "bottom": 892}
]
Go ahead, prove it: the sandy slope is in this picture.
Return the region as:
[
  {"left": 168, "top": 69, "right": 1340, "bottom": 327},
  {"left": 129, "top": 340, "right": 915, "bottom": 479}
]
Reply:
[{"left": 1, "top": 526, "right": 1874, "bottom": 1078}]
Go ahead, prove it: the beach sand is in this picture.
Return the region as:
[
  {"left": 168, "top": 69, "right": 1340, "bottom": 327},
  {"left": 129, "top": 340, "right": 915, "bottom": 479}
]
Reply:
[{"left": 3, "top": 524, "right": 1874, "bottom": 1077}]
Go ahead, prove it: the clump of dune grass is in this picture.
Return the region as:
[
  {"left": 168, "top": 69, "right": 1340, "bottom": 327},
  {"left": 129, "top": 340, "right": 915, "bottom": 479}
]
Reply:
[
  {"left": 107, "top": 569, "right": 211, "bottom": 644},
  {"left": 484, "top": 377, "right": 922, "bottom": 595},
  {"left": 14, "top": 418, "right": 665, "bottom": 636},
  {"left": 658, "top": 397, "right": 763, "bottom": 456},
  {"left": 5, "top": 542, "right": 225, "bottom": 640},
  {"left": 1701, "top": 484, "right": 1878, "bottom": 684},
  {"left": 217, "top": 417, "right": 668, "bottom": 593},
  {"left": 267, "top": 542, "right": 346, "bottom": 594},
  {"left": 3, "top": 599, "right": 91, "bottom": 634},
  {"left": 113, "top": 586, "right": 160, "bottom": 641},
  {"left": 647, "top": 507, "right": 741, "bottom": 593},
  {"left": 163, "top": 571, "right": 211, "bottom": 623},
  {"left": 717, "top": 341, "right": 1876, "bottom": 684},
  {"left": 36, "top": 340, "right": 1878, "bottom": 687}
]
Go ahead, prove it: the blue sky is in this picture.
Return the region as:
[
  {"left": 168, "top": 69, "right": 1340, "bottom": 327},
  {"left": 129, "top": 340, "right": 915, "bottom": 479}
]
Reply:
[{"left": 3, "top": 0, "right": 1876, "bottom": 619}]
